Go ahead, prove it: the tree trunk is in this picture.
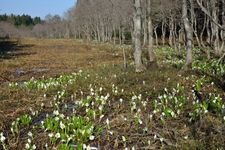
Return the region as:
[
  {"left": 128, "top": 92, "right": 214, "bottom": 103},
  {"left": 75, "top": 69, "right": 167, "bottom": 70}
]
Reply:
[
  {"left": 169, "top": 17, "right": 174, "bottom": 47},
  {"left": 211, "top": 0, "right": 220, "bottom": 56},
  {"left": 147, "top": 0, "right": 156, "bottom": 64},
  {"left": 143, "top": 7, "right": 147, "bottom": 47},
  {"left": 133, "top": 0, "right": 145, "bottom": 72},
  {"left": 173, "top": 23, "right": 178, "bottom": 52},
  {"left": 178, "top": 27, "right": 184, "bottom": 54},
  {"left": 119, "top": 25, "right": 122, "bottom": 45},
  {"left": 113, "top": 26, "right": 116, "bottom": 45},
  {"left": 182, "top": 0, "right": 193, "bottom": 70},
  {"left": 200, "top": 14, "right": 207, "bottom": 48},
  {"left": 122, "top": 26, "right": 125, "bottom": 44},
  {"left": 154, "top": 26, "right": 158, "bottom": 46},
  {"left": 161, "top": 20, "right": 166, "bottom": 46}
]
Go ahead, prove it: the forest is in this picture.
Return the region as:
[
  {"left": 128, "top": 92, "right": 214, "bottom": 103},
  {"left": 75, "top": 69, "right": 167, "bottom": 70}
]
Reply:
[{"left": 0, "top": 0, "right": 225, "bottom": 149}]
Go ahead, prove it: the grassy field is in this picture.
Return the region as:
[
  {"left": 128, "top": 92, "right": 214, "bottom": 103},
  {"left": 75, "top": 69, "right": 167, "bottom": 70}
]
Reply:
[{"left": 0, "top": 38, "right": 225, "bottom": 149}]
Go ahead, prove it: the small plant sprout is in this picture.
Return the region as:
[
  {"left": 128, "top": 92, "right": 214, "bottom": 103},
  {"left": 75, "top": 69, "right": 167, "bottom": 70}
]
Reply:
[
  {"left": 122, "top": 136, "right": 126, "bottom": 147},
  {"left": 25, "top": 132, "right": 36, "bottom": 150},
  {"left": 106, "top": 118, "right": 110, "bottom": 129},
  {"left": 119, "top": 98, "right": 123, "bottom": 104},
  {"left": 0, "top": 132, "right": 6, "bottom": 150}
]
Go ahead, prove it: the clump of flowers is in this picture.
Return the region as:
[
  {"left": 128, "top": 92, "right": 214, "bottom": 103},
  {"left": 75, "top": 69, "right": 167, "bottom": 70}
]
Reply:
[
  {"left": 11, "top": 114, "right": 32, "bottom": 135},
  {"left": 153, "top": 84, "right": 186, "bottom": 121}
]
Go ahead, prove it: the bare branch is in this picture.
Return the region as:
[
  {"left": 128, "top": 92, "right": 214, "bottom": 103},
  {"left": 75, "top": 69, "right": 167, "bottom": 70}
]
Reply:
[{"left": 196, "top": 0, "right": 225, "bottom": 31}]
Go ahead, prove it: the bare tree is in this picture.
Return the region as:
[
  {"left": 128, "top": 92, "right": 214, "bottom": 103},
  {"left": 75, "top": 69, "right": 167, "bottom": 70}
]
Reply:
[
  {"left": 147, "top": 0, "right": 157, "bottom": 64},
  {"left": 182, "top": 0, "right": 193, "bottom": 70},
  {"left": 133, "top": 0, "right": 145, "bottom": 72},
  {"left": 196, "top": 0, "right": 225, "bottom": 57}
]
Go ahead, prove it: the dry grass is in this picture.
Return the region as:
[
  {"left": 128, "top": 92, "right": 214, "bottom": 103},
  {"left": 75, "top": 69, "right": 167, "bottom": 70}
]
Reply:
[{"left": 0, "top": 38, "right": 122, "bottom": 82}]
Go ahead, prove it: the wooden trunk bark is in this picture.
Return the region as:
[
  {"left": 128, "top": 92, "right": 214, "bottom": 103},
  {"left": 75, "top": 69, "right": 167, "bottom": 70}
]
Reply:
[
  {"left": 182, "top": 0, "right": 193, "bottom": 70},
  {"left": 147, "top": 0, "right": 156, "bottom": 63},
  {"left": 133, "top": 0, "right": 145, "bottom": 72}
]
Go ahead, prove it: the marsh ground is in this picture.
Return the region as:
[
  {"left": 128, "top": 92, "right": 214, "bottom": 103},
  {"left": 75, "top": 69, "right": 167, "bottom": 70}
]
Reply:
[{"left": 0, "top": 38, "right": 224, "bottom": 149}]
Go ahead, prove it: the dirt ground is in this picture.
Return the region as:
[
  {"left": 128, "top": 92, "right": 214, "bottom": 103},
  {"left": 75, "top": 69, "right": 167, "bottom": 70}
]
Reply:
[
  {"left": 0, "top": 38, "right": 122, "bottom": 83},
  {"left": 0, "top": 38, "right": 123, "bottom": 130}
]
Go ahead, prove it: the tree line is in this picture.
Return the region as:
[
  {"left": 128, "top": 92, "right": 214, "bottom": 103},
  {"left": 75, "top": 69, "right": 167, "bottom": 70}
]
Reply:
[
  {"left": 67, "top": 0, "right": 225, "bottom": 71},
  {"left": 0, "top": 14, "right": 42, "bottom": 27},
  {"left": 0, "top": 0, "right": 224, "bottom": 70}
]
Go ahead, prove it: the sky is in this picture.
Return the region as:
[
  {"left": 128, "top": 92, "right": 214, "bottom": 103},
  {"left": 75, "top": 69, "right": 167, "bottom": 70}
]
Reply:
[{"left": 0, "top": 0, "right": 76, "bottom": 19}]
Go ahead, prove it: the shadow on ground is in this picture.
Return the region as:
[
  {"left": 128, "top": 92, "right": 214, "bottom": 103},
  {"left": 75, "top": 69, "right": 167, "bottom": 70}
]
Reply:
[{"left": 0, "top": 38, "right": 35, "bottom": 59}]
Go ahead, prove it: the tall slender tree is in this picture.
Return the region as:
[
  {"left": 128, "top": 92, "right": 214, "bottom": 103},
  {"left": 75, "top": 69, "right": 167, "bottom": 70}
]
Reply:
[
  {"left": 147, "top": 0, "right": 157, "bottom": 65},
  {"left": 182, "top": 0, "right": 193, "bottom": 70},
  {"left": 133, "top": 0, "right": 145, "bottom": 72}
]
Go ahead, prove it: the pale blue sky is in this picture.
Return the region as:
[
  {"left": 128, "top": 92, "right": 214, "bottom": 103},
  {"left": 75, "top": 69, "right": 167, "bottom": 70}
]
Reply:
[{"left": 0, "top": 0, "right": 76, "bottom": 19}]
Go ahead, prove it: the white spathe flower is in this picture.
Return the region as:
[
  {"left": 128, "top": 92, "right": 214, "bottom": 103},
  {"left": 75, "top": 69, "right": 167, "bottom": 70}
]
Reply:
[
  {"left": 149, "top": 114, "right": 153, "bottom": 120},
  {"left": 28, "top": 131, "right": 33, "bottom": 137},
  {"left": 99, "top": 87, "right": 103, "bottom": 92},
  {"left": 41, "top": 103, "right": 44, "bottom": 107},
  {"left": 55, "top": 117, "right": 59, "bottom": 121},
  {"left": 138, "top": 119, "right": 143, "bottom": 125},
  {"left": 143, "top": 80, "right": 146, "bottom": 85},
  {"left": 99, "top": 115, "right": 104, "bottom": 120},
  {"left": 32, "top": 144, "right": 36, "bottom": 150},
  {"left": 98, "top": 105, "right": 103, "bottom": 111},
  {"left": 45, "top": 143, "right": 48, "bottom": 148},
  {"left": 122, "top": 136, "right": 126, "bottom": 142},
  {"left": 89, "top": 135, "right": 95, "bottom": 140},
  {"left": 48, "top": 133, "right": 54, "bottom": 138},
  {"left": 106, "top": 118, "right": 109, "bottom": 125},
  {"left": 55, "top": 133, "right": 60, "bottom": 139},
  {"left": 53, "top": 110, "right": 59, "bottom": 116},
  {"left": 85, "top": 103, "right": 89, "bottom": 107},
  {"left": 25, "top": 143, "right": 30, "bottom": 149},
  {"left": 86, "top": 145, "right": 92, "bottom": 150},
  {"left": 60, "top": 114, "right": 65, "bottom": 118},
  {"left": 83, "top": 144, "right": 87, "bottom": 149},
  {"left": 0, "top": 132, "right": 6, "bottom": 142},
  {"left": 60, "top": 121, "right": 66, "bottom": 129},
  {"left": 28, "top": 138, "right": 31, "bottom": 143},
  {"left": 108, "top": 131, "right": 113, "bottom": 135},
  {"left": 148, "top": 140, "right": 151, "bottom": 145}
]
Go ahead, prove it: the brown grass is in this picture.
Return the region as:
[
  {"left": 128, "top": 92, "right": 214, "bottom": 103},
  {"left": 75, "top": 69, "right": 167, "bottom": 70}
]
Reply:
[{"left": 0, "top": 38, "right": 122, "bottom": 82}]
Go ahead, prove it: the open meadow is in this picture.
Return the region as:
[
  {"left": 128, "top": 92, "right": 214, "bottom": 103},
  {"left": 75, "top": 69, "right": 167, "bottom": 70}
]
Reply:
[{"left": 0, "top": 38, "right": 224, "bottom": 149}]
